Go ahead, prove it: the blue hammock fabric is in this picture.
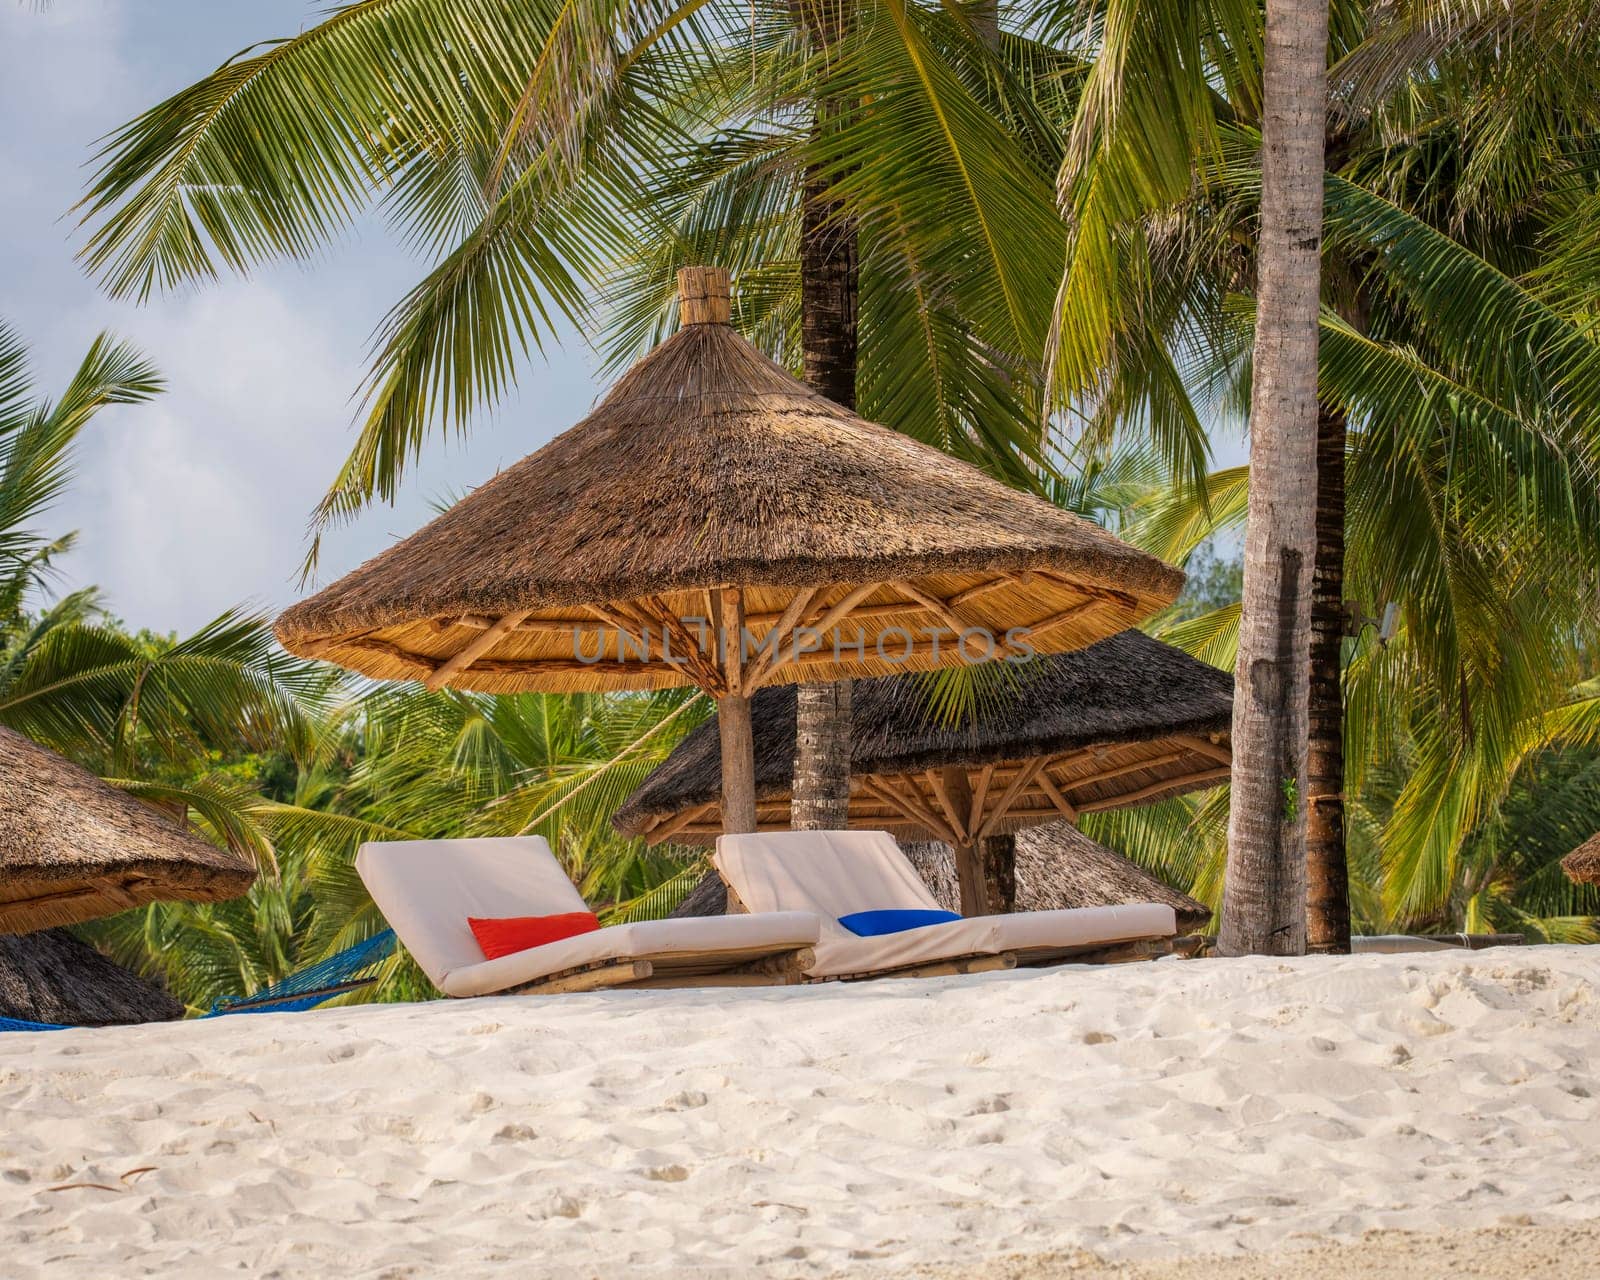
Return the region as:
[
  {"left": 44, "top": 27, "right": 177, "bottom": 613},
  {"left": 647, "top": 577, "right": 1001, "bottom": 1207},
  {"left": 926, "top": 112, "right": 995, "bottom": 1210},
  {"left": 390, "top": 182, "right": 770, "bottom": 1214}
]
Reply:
[
  {"left": 206, "top": 930, "right": 397, "bottom": 1017},
  {"left": 0, "top": 1016, "right": 68, "bottom": 1032}
]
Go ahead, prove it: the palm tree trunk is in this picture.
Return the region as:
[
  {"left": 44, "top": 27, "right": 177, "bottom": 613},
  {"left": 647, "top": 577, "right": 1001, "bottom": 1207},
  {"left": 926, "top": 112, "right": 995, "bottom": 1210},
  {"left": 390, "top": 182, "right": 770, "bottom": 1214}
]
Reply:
[
  {"left": 1305, "top": 402, "right": 1350, "bottom": 952},
  {"left": 1216, "top": 0, "right": 1328, "bottom": 956},
  {"left": 790, "top": 0, "right": 858, "bottom": 833}
]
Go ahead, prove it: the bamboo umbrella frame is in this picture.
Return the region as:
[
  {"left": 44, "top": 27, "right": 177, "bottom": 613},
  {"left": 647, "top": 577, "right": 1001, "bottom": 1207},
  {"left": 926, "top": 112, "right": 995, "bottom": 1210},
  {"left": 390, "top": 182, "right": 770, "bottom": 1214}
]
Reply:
[
  {"left": 277, "top": 269, "right": 1185, "bottom": 836},
  {"left": 613, "top": 630, "right": 1231, "bottom": 909}
]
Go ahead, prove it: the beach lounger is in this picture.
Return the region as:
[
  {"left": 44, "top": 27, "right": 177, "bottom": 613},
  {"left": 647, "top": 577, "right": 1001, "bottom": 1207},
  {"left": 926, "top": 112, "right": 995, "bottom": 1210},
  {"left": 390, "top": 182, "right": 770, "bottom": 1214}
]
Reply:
[
  {"left": 713, "top": 831, "right": 1178, "bottom": 981},
  {"left": 357, "top": 837, "right": 820, "bottom": 997}
]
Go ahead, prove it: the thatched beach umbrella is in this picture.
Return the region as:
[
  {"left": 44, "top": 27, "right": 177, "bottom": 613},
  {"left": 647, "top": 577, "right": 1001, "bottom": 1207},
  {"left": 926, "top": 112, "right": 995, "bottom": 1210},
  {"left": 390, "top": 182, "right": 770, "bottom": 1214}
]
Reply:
[
  {"left": 673, "top": 819, "right": 1211, "bottom": 933},
  {"left": 0, "top": 726, "right": 257, "bottom": 934},
  {"left": 1562, "top": 832, "right": 1600, "bottom": 885},
  {"left": 0, "top": 929, "right": 183, "bottom": 1026},
  {"left": 613, "top": 629, "right": 1230, "bottom": 911},
  {"left": 276, "top": 268, "right": 1184, "bottom": 834}
]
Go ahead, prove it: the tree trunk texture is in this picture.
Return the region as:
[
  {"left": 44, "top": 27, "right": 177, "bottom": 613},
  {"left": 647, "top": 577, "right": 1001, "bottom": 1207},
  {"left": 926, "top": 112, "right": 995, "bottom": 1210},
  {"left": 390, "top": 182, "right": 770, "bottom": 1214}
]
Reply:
[
  {"left": 1217, "top": 0, "right": 1328, "bottom": 957},
  {"left": 790, "top": 0, "right": 859, "bottom": 834},
  {"left": 1305, "top": 402, "right": 1351, "bottom": 952},
  {"left": 790, "top": 681, "right": 853, "bottom": 830},
  {"left": 978, "top": 832, "right": 1017, "bottom": 913}
]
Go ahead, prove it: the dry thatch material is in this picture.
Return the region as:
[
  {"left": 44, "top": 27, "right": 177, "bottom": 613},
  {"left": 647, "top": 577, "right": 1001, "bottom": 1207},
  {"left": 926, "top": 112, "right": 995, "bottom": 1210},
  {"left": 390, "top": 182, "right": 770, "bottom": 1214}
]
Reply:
[
  {"left": 1562, "top": 832, "right": 1600, "bottom": 885},
  {"left": 0, "top": 726, "right": 257, "bottom": 934},
  {"left": 615, "top": 629, "right": 1232, "bottom": 844},
  {"left": 670, "top": 821, "right": 1210, "bottom": 932},
  {"left": 276, "top": 270, "right": 1182, "bottom": 696},
  {"left": 901, "top": 824, "right": 1212, "bottom": 932},
  {"left": 0, "top": 929, "right": 183, "bottom": 1026}
]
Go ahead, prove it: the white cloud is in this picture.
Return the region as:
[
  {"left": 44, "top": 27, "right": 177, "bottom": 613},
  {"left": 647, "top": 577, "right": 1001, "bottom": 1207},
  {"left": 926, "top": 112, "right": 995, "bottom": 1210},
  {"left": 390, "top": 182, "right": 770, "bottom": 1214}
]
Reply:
[{"left": 2, "top": 1, "right": 602, "bottom": 633}]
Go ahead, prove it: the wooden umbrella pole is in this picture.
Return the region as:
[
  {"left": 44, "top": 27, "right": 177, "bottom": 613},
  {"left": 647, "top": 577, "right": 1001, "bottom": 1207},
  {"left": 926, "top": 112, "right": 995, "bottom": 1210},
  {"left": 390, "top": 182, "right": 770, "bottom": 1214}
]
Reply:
[{"left": 717, "top": 587, "right": 759, "bottom": 835}]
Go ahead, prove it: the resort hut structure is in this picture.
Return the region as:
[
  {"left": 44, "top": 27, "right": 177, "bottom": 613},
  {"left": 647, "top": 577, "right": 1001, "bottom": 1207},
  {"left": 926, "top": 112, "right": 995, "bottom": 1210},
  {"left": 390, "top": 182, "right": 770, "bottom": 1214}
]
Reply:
[
  {"left": 276, "top": 268, "right": 1184, "bottom": 838},
  {"left": 613, "top": 629, "right": 1231, "bottom": 913},
  {"left": 0, "top": 726, "right": 257, "bottom": 935},
  {"left": 1562, "top": 832, "right": 1600, "bottom": 885},
  {"left": 673, "top": 819, "right": 1211, "bottom": 933},
  {"left": 1, "top": 929, "right": 183, "bottom": 1027}
]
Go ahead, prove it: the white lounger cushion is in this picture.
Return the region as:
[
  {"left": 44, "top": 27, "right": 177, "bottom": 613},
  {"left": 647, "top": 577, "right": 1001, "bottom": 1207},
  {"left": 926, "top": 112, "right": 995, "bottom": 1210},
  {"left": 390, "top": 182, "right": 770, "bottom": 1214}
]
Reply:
[
  {"left": 714, "top": 830, "right": 1176, "bottom": 978},
  {"left": 358, "top": 837, "right": 819, "bottom": 998}
]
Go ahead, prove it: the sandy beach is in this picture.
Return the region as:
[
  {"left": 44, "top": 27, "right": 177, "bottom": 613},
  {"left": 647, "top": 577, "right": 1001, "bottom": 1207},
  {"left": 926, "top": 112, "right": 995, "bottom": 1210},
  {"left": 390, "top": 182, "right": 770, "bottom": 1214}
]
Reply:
[{"left": 4, "top": 946, "right": 1597, "bottom": 1278}]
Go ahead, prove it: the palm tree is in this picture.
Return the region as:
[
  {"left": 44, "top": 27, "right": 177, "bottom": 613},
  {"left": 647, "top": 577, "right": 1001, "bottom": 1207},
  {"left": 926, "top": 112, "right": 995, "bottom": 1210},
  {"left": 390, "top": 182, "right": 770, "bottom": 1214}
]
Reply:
[{"left": 1213, "top": 0, "right": 1328, "bottom": 955}]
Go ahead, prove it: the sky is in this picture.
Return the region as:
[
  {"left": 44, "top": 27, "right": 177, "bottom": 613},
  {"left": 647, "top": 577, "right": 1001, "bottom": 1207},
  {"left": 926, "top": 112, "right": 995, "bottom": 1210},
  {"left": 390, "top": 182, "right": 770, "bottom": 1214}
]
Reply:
[{"left": 0, "top": 1, "right": 602, "bottom": 633}]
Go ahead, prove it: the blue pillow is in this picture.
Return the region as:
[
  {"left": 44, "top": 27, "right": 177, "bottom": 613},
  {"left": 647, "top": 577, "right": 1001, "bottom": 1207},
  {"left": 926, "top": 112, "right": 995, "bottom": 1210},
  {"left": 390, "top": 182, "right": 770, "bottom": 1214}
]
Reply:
[{"left": 838, "top": 909, "right": 962, "bottom": 937}]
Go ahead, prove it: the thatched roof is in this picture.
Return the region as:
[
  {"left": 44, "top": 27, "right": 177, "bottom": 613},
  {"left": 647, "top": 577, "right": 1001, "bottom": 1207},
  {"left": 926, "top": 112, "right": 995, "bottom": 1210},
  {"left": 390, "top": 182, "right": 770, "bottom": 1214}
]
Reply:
[
  {"left": 615, "top": 629, "right": 1232, "bottom": 844},
  {"left": 276, "top": 268, "right": 1183, "bottom": 695},
  {"left": 1562, "top": 832, "right": 1600, "bottom": 885},
  {"left": 0, "top": 928, "right": 183, "bottom": 1026},
  {"left": 0, "top": 726, "right": 257, "bottom": 934},
  {"left": 670, "top": 820, "right": 1210, "bottom": 932}
]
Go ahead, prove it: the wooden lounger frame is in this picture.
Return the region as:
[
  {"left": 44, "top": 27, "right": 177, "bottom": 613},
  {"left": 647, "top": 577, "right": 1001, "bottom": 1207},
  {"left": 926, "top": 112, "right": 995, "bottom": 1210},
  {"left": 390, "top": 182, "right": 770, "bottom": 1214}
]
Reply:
[
  {"left": 492, "top": 932, "right": 1173, "bottom": 995},
  {"left": 502, "top": 946, "right": 815, "bottom": 996}
]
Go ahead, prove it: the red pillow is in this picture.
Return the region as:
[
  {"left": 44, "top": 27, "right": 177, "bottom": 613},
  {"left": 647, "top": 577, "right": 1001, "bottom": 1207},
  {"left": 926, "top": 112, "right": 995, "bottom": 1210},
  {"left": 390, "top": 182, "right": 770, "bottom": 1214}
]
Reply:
[{"left": 469, "top": 912, "right": 601, "bottom": 960}]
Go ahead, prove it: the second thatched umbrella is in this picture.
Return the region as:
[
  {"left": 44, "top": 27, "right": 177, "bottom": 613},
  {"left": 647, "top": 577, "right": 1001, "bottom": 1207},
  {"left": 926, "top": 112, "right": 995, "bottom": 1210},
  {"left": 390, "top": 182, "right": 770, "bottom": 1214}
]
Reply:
[
  {"left": 0, "top": 726, "right": 257, "bottom": 934},
  {"left": 614, "top": 629, "right": 1231, "bottom": 911},
  {"left": 277, "top": 268, "right": 1184, "bottom": 834},
  {"left": 673, "top": 820, "right": 1212, "bottom": 932},
  {"left": 1562, "top": 833, "right": 1600, "bottom": 886},
  {"left": 1, "top": 929, "right": 184, "bottom": 1026}
]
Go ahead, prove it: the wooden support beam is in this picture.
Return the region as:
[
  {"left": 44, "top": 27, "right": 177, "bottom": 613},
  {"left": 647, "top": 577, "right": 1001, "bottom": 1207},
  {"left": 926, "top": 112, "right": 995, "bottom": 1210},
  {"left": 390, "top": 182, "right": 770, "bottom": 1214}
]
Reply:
[
  {"left": 1065, "top": 749, "right": 1190, "bottom": 793},
  {"left": 1035, "top": 770, "right": 1080, "bottom": 823},
  {"left": 755, "top": 581, "right": 882, "bottom": 685},
  {"left": 860, "top": 776, "right": 962, "bottom": 847},
  {"left": 717, "top": 588, "right": 757, "bottom": 835},
  {"left": 975, "top": 756, "right": 1049, "bottom": 842},
  {"left": 1030, "top": 569, "right": 1138, "bottom": 610},
  {"left": 1074, "top": 767, "right": 1231, "bottom": 812},
  {"left": 424, "top": 610, "right": 533, "bottom": 691},
  {"left": 926, "top": 768, "right": 969, "bottom": 840},
  {"left": 1175, "top": 734, "right": 1232, "bottom": 766},
  {"left": 642, "top": 800, "right": 720, "bottom": 846},
  {"left": 968, "top": 763, "right": 995, "bottom": 837},
  {"left": 744, "top": 586, "right": 820, "bottom": 682},
  {"left": 1013, "top": 599, "right": 1101, "bottom": 644},
  {"left": 946, "top": 574, "right": 1020, "bottom": 607}
]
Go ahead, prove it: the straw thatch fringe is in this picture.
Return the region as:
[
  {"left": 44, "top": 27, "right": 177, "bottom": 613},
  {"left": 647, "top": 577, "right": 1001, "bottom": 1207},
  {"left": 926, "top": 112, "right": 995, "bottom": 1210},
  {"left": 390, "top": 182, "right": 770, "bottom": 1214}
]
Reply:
[
  {"left": 0, "top": 929, "right": 183, "bottom": 1026},
  {"left": 899, "top": 823, "right": 1211, "bottom": 932},
  {"left": 615, "top": 629, "right": 1232, "bottom": 839},
  {"left": 276, "top": 313, "right": 1183, "bottom": 694},
  {"left": 670, "top": 820, "right": 1209, "bottom": 931},
  {"left": 0, "top": 727, "right": 257, "bottom": 934},
  {"left": 1562, "top": 832, "right": 1600, "bottom": 885}
]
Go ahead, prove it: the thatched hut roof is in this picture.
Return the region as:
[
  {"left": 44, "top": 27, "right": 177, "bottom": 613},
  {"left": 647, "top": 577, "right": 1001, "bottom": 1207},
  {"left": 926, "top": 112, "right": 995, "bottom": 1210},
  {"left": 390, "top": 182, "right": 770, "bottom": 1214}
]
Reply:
[
  {"left": 1562, "top": 832, "right": 1600, "bottom": 885},
  {"left": 615, "top": 629, "right": 1232, "bottom": 844},
  {"left": 276, "top": 269, "right": 1183, "bottom": 695},
  {"left": 0, "top": 929, "right": 183, "bottom": 1026},
  {"left": 671, "top": 820, "right": 1210, "bottom": 932},
  {"left": 0, "top": 726, "right": 257, "bottom": 934}
]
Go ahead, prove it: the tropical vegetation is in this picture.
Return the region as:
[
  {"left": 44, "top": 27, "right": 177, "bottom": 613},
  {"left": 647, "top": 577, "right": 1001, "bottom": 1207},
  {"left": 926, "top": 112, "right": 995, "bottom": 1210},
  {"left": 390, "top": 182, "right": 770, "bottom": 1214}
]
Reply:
[{"left": 0, "top": 0, "right": 1594, "bottom": 1006}]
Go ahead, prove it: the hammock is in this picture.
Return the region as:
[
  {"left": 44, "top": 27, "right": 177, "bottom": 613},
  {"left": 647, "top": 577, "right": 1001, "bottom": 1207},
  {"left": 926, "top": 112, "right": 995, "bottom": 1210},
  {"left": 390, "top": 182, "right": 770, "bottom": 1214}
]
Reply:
[{"left": 206, "top": 930, "right": 398, "bottom": 1017}]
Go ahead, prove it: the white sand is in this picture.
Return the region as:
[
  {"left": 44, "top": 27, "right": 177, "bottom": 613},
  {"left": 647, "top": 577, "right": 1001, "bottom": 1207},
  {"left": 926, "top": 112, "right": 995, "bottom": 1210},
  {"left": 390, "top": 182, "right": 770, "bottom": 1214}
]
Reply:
[{"left": 3, "top": 946, "right": 1597, "bottom": 1278}]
